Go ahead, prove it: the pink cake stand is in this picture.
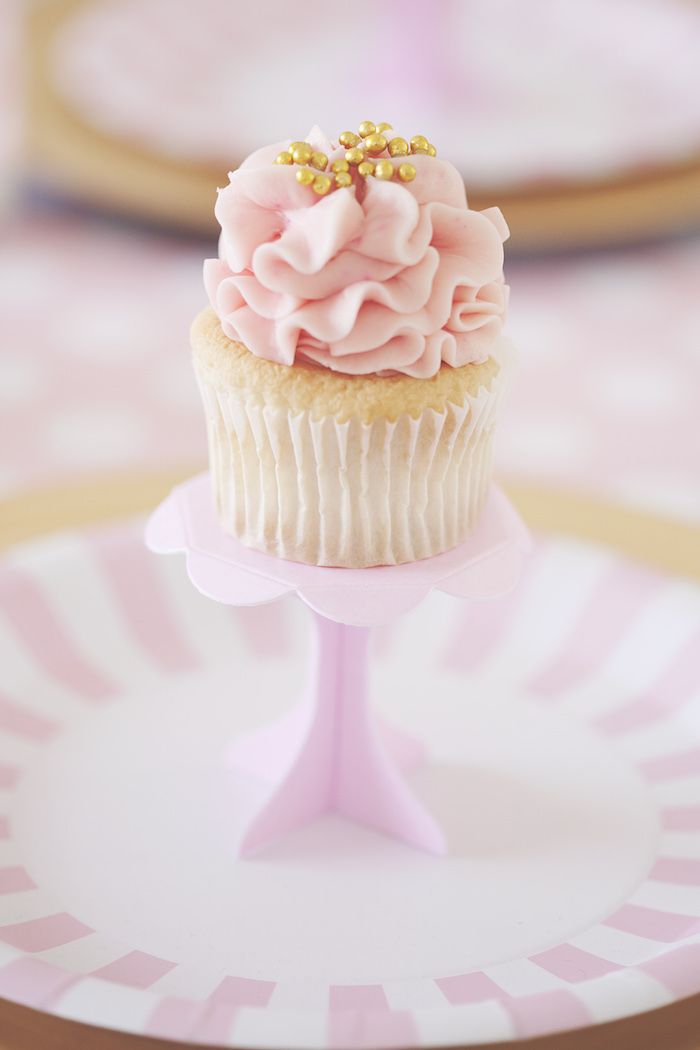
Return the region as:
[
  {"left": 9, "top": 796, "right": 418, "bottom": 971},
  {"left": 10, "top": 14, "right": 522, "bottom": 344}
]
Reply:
[{"left": 145, "top": 473, "right": 530, "bottom": 858}]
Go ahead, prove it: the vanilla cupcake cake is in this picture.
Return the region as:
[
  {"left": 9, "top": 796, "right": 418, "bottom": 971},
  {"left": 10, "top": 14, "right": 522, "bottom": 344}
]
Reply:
[{"left": 193, "top": 121, "right": 513, "bottom": 568}]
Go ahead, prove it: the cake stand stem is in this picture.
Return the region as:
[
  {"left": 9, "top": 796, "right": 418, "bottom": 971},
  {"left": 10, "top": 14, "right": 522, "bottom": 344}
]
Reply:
[{"left": 231, "top": 609, "right": 446, "bottom": 857}]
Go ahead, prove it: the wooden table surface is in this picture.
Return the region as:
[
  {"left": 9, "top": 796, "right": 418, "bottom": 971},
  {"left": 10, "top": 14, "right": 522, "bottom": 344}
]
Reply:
[
  {"left": 1, "top": 471, "right": 699, "bottom": 1049},
  {"left": 1, "top": 991, "right": 700, "bottom": 1050}
]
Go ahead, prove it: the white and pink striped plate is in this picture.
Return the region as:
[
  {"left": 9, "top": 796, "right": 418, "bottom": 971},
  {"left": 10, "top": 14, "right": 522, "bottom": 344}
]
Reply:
[{"left": 0, "top": 520, "right": 699, "bottom": 1047}]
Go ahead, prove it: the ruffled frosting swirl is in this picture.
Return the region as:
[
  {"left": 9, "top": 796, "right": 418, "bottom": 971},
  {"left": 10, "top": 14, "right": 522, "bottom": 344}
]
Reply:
[{"left": 205, "top": 128, "right": 509, "bottom": 378}]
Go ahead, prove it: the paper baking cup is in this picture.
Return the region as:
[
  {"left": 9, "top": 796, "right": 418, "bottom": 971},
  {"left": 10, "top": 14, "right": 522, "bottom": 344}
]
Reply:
[{"left": 194, "top": 360, "right": 509, "bottom": 568}]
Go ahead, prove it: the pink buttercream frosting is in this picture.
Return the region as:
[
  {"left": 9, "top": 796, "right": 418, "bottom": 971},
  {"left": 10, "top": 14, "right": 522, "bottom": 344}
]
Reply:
[{"left": 205, "top": 128, "right": 509, "bottom": 378}]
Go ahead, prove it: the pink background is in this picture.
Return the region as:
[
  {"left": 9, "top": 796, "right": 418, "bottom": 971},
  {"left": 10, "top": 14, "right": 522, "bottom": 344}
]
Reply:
[
  {"left": 1, "top": 214, "right": 698, "bottom": 522},
  {"left": 0, "top": 0, "right": 699, "bottom": 527}
]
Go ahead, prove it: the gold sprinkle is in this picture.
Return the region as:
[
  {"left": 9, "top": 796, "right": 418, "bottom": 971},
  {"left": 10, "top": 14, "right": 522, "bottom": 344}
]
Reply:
[
  {"left": 388, "top": 137, "right": 409, "bottom": 157},
  {"left": 363, "top": 133, "right": 387, "bottom": 156},
  {"left": 310, "top": 151, "right": 328, "bottom": 171},
  {"left": 410, "top": 134, "right": 430, "bottom": 154},
  {"left": 345, "top": 147, "right": 365, "bottom": 165},
  {"left": 277, "top": 123, "right": 435, "bottom": 190},
  {"left": 374, "top": 159, "right": 394, "bottom": 180},
  {"left": 339, "top": 130, "right": 360, "bottom": 148},
  {"left": 312, "top": 174, "right": 332, "bottom": 195},
  {"left": 292, "top": 143, "right": 313, "bottom": 165}
]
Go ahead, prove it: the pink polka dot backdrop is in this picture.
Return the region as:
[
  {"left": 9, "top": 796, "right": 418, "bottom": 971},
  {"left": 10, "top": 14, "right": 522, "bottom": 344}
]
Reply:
[
  {"left": 501, "top": 240, "right": 700, "bottom": 522},
  {"left": 0, "top": 217, "right": 205, "bottom": 493},
  {"left": 1, "top": 215, "right": 698, "bottom": 522}
]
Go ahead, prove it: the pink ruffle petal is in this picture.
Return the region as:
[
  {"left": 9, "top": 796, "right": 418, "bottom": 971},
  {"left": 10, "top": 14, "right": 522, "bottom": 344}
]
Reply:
[{"left": 204, "top": 130, "right": 508, "bottom": 377}]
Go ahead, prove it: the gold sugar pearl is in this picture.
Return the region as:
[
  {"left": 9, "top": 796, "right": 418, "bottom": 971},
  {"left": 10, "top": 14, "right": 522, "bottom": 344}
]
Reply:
[
  {"left": 312, "top": 174, "right": 332, "bottom": 195},
  {"left": 310, "top": 151, "right": 328, "bottom": 171},
  {"left": 374, "top": 159, "right": 394, "bottom": 180},
  {"left": 410, "top": 134, "right": 430, "bottom": 154},
  {"left": 292, "top": 143, "right": 313, "bottom": 164},
  {"left": 363, "top": 133, "right": 387, "bottom": 156},
  {"left": 279, "top": 124, "right": 434, "bottom": 191},
  {"left": 339, "top": 130, "right": 360, "bottom": 148},
  {"left": 345, "top": 147, "right": 365, "bottom": 165},
  {"left": 388, "top": 137, "right": 409, "bottom": 157}
]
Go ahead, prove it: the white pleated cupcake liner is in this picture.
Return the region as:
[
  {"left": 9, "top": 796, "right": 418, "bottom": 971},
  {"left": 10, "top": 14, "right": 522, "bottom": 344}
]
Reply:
[{"left": 195, "top": 346, "right": 511, "bottom": 568}]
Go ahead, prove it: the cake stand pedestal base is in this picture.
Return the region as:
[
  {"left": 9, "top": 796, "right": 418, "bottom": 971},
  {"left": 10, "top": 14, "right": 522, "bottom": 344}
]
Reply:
[
  {"left": 146, "top": 472, "right": 530, "bottom": 857},
  {"left": 230, "top": 613, "right": 442, "bottom": 856}
]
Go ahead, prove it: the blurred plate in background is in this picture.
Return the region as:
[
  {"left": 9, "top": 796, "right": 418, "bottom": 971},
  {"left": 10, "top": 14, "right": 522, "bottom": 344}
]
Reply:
[{"left": 25, "top": 0, "right": 700, "bottom": 249}]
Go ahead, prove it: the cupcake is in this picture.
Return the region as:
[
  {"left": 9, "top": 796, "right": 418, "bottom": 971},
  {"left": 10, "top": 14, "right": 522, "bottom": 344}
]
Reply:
[{"left": 193, "top": 122, "right": 513, "bottom": 568}]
